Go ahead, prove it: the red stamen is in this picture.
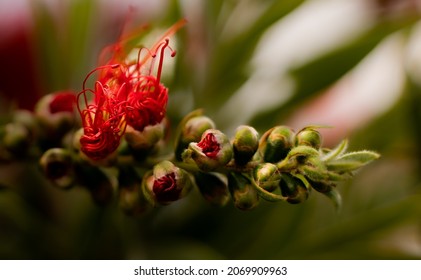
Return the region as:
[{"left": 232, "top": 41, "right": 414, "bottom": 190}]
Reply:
[
  {"left": 153, "top": 172, "right": 181, "bottom": 203},
  {"left": 197, "top": 133, "right": 220, "bottom": 158}
]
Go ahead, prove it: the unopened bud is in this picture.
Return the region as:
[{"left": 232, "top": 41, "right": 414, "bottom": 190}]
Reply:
[
  {"left": 279, "top": 174, "right": 309, "bottom": 204},
  {"left": 175, "top": 115, "right": 215, "bottom": 161},
  {"left": 124, "top": 120, "right": 166, "bottom": 159},
  {"left": 295, "top": 127, "right": 322, "bottom": 149},
  {"left": 233, "top": 125, "right": 259, "bottom": 165},
  {"left": 186, "top": 129, "right": 233, "bottom": 171},
  {"left": 259, "top": 126, "right": 294, "bottom": 163},
  {"left": 39, "top": 148, "right": 74, "bottom": 189},
  {"left": 13, "top": 110, "right": 38, "bottom": 139},
  {"left": 2, "top": 123, "right": 32, "bottom": 157},
  {"left": 35, "top": 92, "right": 77, "bottom": 147},
  {"left": 228, "top": 172, "right": 260, "bottom": 210},
  {"left": 194, "top": 172, "right": 230, "bottom": 206},
  {"left": 144, "top": 161, "right": 192, "bottom": 205},
  {"left": 253, "top": 163, "right": 280, "bottom": 192}
]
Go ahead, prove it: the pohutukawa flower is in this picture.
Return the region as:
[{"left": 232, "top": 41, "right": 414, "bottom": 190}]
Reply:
[
  {"left": 186, "top": 129, "right": 233, "bottom": 171},
  {"left": 76, "top": 20, "right": 185, "bottom": 162},
  {"left": 100, "top": 21, "right": 185, "bottom": 132},
  {"left": 77, "top": 79, "right": 128, "bottom": 161}
]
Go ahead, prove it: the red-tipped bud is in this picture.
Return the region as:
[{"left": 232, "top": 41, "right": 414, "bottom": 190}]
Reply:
[
  {"left": 185, "top": 129, "right": 233, "bottom": 171},
  {"left": 35, "top": 92, "right": 77, "bottom": 143},
  {"left": 144, "top": 161, "right": 192, "bottom": 205}
]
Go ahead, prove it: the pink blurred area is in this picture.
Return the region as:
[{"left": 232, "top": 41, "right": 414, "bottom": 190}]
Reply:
[
  {"left": 0, "top": 0, "right": 167, "bottom": 111},
  {"left": 0, "top": 0, "right": 41, "bottom": 110}
]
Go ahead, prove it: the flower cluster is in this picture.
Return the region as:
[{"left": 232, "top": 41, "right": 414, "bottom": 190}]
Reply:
[
  {"left": 76, "top": 21, "right": 184, "bottom": 162},
  {"left": 0, "top": 21, "right": 380, "bottom": 216}
]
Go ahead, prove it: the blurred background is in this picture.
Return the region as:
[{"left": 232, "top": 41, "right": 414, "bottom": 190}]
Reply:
[{"left": 1, "top": 0, "right": 421, "bottom": 259}]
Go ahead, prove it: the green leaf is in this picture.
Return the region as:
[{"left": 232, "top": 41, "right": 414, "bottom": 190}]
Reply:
[
  {"left": 326, "top": 151, "right": 380, "bottom": 172},
  {"left": 322, "top": 139, "right": 348, "bottom": 162}
]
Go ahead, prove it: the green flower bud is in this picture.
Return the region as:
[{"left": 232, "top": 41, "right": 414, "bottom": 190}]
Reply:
[
  {"left": 277, "top": 145, "right": 320, "bottom": 171},
  {"left": 144, "top": 160, "right": 192, "bottom": 205},
  {"left": 253, "top": 163, "right": 280, "bottom": 192},
  {"left": 279, "top": 174, "right": 309, "bottom": 204},
  {"left": 228, "top": 172, "right": 260, "bottom": 210},
  {"left": 194, "top": 172, "right": 230, "bottom": 206},
  {"left": 118, "top": 167, "right": 150, "bottom": 215},
  {"left": 2, "top": 123, "right": 32, "bottom": 157},
  {"left": 295, "top": 127, "right": 322, "bottom": 149},
  {"left": 35, "top": 92, "right": 77, "bottom": 148},
  {"left": 232, "top": 125, "right": 259, "bottom": 165},
  {"left": 259, "top": 126, "right": 294, "bottom": 163},
  {"left": 186, "top": 129, "right": 233, "bottom": 172},
  {"left": 39, "top": 148, "right": 74, "bottom": 189},
  {"left": 13, "top": 110, "right": 39, "bottom": 139},
  {"left": 175, "top": 115, "right": 216, "bottom": 161},
  {"left": 124, "top": 121, "right": 166, "bottom": 159}
]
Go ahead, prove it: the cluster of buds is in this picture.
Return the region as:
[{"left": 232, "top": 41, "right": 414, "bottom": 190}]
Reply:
[{"left": 0, "top": 20, "right": 379, "bottom": 215}]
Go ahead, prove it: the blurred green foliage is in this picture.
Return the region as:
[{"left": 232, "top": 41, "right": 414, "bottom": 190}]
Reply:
[{"left": 1, "top": 0, "right": 421, "bottom": 259}]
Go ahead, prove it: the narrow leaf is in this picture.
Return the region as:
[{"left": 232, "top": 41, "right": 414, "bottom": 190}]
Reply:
[
  {"left": 322, "top": 139, "right": 348, "bottom": 162},
  {"left": 326, "top": 150, "right": 380, "bottom": 172}
]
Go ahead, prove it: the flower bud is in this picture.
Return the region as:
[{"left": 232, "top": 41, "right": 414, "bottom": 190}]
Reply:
[
  {"left": 13, "top": 110, "right": 39, "bottom": 139},
  {"left": 228, "top": 172, "right": 260, "bottom": 210},
  {"left": 253, "top": 163, "right": 280, "bottom": 192},
  {"left": 39, "top": 148, "right": 74, "bottom": 189},
  {"left": 194, "top": 172, "right": 230, "bottom": 206},
  {"left": 279, "top": 174, "right": 309, "bottom": 204},
  {"left": 35, "top": 92, "right": 77, "bottom": 147},
  {"left": 186, "top": 129, "right": 233, "bottom": 171},
  {"left": 144, "top": 160, "right": 192, "bottom": 205},
  {"left": 2, "top": 123, "right": 32, "bottom": 157},
  {"left": 259, "top": 126, "right": 294, "bottom": 163},
  {"left": 232, "top": 125, "right": 259, "bottom": 165},
  {"left": 175, "top": 115, "right": 216, "bottom": 161},
  {"left": 295, "top": 127, "right": 322, "bottom": 149},
  {"left": 124, "top": 120, "right": 166, "bottom": 159}
]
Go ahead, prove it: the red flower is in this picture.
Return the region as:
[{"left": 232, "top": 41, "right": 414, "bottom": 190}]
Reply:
[
  {"left": 77, "top": 79, "right": 128, "bottom": 161},
  {"left": 76, "top": 20, "right": 186, "bottom": 161}
]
